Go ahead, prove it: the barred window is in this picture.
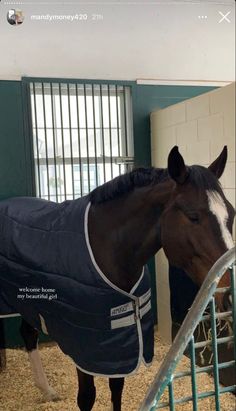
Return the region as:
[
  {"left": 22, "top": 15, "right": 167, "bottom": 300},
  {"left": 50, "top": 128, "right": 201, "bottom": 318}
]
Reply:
[{"left": 29, "top": 82, "right": 134, "bottom": 202}]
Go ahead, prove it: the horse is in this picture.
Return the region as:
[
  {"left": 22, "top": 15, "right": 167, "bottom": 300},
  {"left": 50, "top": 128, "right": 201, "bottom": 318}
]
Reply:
[{"left": 0, "top": 146, "right": 234, "bottom": 411}]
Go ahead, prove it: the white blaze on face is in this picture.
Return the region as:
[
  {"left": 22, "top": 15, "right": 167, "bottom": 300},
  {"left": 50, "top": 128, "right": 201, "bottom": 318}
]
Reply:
[{"left": 207, "top": 190, "right": 234, "bottom": 250}]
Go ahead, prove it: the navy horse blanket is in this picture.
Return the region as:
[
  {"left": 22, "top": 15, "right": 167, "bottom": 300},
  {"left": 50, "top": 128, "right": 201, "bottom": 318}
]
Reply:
[{"left": 0, "top": 196, "right": 154, "bottom": 376}]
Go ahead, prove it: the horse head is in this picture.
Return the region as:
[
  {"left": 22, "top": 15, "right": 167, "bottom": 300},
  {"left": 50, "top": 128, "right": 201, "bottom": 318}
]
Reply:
[{"left": 160, "top": 146, "right": 235, "bottom": 311}]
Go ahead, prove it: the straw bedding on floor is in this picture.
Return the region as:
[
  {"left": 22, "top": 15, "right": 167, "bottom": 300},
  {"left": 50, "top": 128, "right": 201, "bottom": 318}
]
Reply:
[{"left": 0, "top": 331, "right": 235, "bottom": 411}]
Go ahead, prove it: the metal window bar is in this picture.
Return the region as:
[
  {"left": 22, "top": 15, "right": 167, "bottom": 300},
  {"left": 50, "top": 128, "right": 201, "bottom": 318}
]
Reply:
[
  {"left": 123, "top": 85, "right": 128, "bottom": 157},
  {"left": 67, "top": 83, "right": 75, "bottom": 199},
  {"left": 108, "top": 84, "right": 113, "bottom": 179},
  {"left": 29, "top": 81, "right": 134, "bottom": 202},
  {"left": 99, "top": 84, "right": 106, "bottom": 184},
  {"left": 75, "top": 83, "right": 83, "bottom": 198},
  {"left": 50, "top": 82, "right": 59, "bottom": 202},
  {"left": 83, "top": 84, "right": 90, "bottom": 193},
  {"left": 139, "top": 247, "right": 236, "bottom": 411},
  {"left": 41, "top": 82, "right": 50, "bottom": 200},
  {"left": 31, "top": 83, "right": 41, "bottom": 197},
  {"left": 91, "top": 84, "right": 98, "bottom": 187},
  {"left": 115, "top": 84, "right": 122, "bottom": 175},
  {"left": 58, "top": 82, "right": 67, "bottom": 200}
]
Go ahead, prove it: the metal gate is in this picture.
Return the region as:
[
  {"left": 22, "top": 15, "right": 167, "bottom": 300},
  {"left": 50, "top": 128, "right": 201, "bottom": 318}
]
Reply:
[
  {"left": 26, "top": 80, "right": 134, "bottom": 201},
  {"left": 140, "top": 247, "right": 236, "bottom": 410}
]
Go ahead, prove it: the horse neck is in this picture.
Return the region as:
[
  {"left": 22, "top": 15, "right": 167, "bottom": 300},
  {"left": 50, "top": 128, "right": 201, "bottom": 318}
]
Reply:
[{"left": 88, "top": 179, "right": 173, "bottom": 292}]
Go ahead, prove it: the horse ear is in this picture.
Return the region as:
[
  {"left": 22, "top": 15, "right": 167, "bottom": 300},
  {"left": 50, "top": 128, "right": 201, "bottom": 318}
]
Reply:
[
  {"left": 208, "top": 146, "right": 227, "bottom": 179},
  {"left": 168, "top": 146, "right": 188, "bottom": 184}
]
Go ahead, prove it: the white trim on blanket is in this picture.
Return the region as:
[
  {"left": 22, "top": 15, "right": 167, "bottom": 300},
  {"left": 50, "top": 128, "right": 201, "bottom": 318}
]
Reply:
[
  {"left": 83, "top": 202, "right": 152, "bottom": 377},
  {"left": 140, "top": 300, "right": 151, "bottom": 318},
  {"left": 111, "top": 313, "right": 135, "bottom": 330},
  {"left": 0, "top": 313, "right": 21, "bottom": 318},
  {"left": 84, "top": 202, "right": 144, "bottom": 300},
  {"left": 130, "top": 268, "right": 144, "bottom": 294},
  {"left": 139, "top": 289, "right": 151, "bottom": 307},
  {"left": 74, "top": 313, "right": 153, "bottom": 378},
  {"left": 111, "top": 299, "right": 151, "bottom": 330}
]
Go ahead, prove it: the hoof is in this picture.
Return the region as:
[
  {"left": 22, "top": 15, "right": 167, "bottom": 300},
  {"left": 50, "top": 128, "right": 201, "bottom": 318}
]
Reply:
[{"left": 44, "top": 387, "right": 61, "bottom": 402}]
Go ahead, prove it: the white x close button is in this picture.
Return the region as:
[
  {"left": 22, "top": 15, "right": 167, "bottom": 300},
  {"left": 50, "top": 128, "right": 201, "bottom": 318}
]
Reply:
[{"left": 218, "top": 11, "right": 231, "bottom": 23}]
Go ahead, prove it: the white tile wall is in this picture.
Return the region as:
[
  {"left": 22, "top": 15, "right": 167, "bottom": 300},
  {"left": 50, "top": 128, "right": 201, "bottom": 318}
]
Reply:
[
  {"left": 210, "top": 83, "right": 235, "bottom": 115},
  {"left": 186, "top": 140, "right": 210, "bottom": 165},
  {"left": 151, "top": 125, "right": 176, "bottom": 153},
  {"left": 210, "top": 138, "right": 235, "bottom": 163},
  {"left": 221, "top": 162, "right": 235, "bottom": 189},
  {"left": 223, "top": 107, "right": 235, "bottom": 139},
  {"left": 176, "top": 121, "right": 197, "bottom": 146},
  {"left": 198, "top": 114, "right": 224, "bottom": 142},
  {"left": 186, "top": 93, "right": 210, "bottom": 121},
  {"left": 151, "top": 102, "right": 186, "bottom": 131},
  {"left": 151, "top": 82, "right": 235, "bottom": 341}
]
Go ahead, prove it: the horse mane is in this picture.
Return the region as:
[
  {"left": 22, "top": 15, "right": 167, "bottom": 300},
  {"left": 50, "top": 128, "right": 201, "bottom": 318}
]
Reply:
[
  {"left": 89, "top": 164, "right": 224, "bottom": 204},
  {"left": 188, "top": 165, "right": 224, "bottom": 196},
  {"left": 89, "top": 167, "right": 169, "bottom": 204}
]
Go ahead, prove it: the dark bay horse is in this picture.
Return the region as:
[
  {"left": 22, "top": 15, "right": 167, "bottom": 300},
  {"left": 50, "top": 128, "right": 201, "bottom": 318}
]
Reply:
[{"left": 0, "top": 146, "right": 234, "bottom": 411}]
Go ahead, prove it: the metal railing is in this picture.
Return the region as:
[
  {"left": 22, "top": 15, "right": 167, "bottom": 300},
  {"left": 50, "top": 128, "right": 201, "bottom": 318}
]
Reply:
[{"left": 140, "top": 247, "right": 236, "bottom": 411}]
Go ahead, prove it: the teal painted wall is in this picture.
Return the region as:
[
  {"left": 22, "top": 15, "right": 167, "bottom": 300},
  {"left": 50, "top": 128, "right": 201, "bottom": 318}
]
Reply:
[
  {"left": 0, "top": 81, "right": 31, "bottom": 199},
  {"left": 0, "top": 79, "right": 216, "bottom": 345},
  {"left": 0, "top": 81, "right": 48, "bottom": 347}
]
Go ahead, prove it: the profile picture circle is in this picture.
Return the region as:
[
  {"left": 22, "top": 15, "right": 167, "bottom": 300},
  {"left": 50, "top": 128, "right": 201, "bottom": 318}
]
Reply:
[{"left": 7, "top": 9, "right": 24, "bottom": 26}]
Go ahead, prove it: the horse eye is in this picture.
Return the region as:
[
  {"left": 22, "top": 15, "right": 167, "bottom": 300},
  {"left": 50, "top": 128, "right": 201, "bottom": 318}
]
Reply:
[{"left": 188, "top": 214, "right": 200, "bottom": 223}]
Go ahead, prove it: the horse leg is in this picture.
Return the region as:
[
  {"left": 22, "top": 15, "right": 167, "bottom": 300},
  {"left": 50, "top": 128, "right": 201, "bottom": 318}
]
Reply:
[
  {"left": 20, "top": 318, "right": 59, "bottom": 401},
  {"left": 77, "top": 369, "right": 96, "bottom": 411},
  {"left": 109, "top": 377, "right": 125, "bottom": 411}
]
